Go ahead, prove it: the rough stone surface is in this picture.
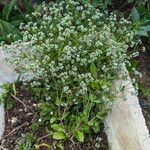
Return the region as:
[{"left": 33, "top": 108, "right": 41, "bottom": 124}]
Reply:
[
  {"left": 105, "top": 73, "right": 150, "bottom": 150},
  {"left": 0, "top": 48, "right": 16, "bottom": 139},
  {"left": 0, "top": 103, "right": 4, "bottom": 139}
]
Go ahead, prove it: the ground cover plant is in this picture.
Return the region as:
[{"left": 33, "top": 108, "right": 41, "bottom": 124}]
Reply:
[
  {"left": 0, "top": 0, "right": 141, "bottom": 149},
  {"left": 82, "top": 0, "right": 150, "bottom": 52},
  {"left": 84, "top": 1, "right": 150, "bottom": 121}
]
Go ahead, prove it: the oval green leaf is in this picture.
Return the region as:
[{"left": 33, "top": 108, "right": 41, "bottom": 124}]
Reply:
[{"left": 53, "top": 132, "right": 66, "bottom": 140}]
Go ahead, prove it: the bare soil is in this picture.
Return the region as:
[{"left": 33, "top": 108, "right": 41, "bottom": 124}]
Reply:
[{"left": 138, "top": 51, "right": 150, "bottom": 132}]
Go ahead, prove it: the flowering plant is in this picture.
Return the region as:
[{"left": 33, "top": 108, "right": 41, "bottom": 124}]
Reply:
[{"left": 4, "top": 0, "right": 140, "bottom": 143}]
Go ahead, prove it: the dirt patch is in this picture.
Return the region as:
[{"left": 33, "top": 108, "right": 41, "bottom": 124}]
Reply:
[
  {"left": 0, "top": 85, "right": 37, "bottom": 149},
  {"left": 0, "top": 85, "right": 108, "bottom": 150},
  {"left": 138, "top": 51, "right": 150, "bottom": 132}
]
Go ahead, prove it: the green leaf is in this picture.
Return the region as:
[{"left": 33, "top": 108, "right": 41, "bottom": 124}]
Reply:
[
  {"left": 131, "top": 7, "right": 140, "bottom": 21},
  {"left": 90, "top": 63, "right": 97, "bottom": 78},
  {"left": 10, "top": 13, "right": 25, "bottom": 27},
  {"left": 53, "top": 132, "right": 66, "bottom": 140},
  {"left": 51, "top": 124, "right": 65, "bottom": 132},
  {"left": 81, "top": 0, "right": 89, "bottom": 4},
  {"left": 92, "top": 0, "right": 101, "bottom": 7},
  {"left": 75, "top": 131, "right": 84, "bottom": 142},
  {"left": 23, "top": 0, "right": 33, "bottom": 13},
  {"left": 91, "top": 81, "right": 100, "bottom": 89},
  {"left": 39, "top": 103, "right": 52, "bottom": 116},
  {"left": 2, "top": 0, "right": 17, "bottom": 21},
  {"left": 140, "top": 25, "right": 150, "bottom": 32},
  {"left": 137, "top": 30, "right": 149, "bottom": 37},
  {"left": 0, "top": 19, "right": 21, "bottom": 42},
  {"left": 127, "top": 0, "right": 133, "bottom": 3},
  {"left": 55, "top": 98, "right": 61, "bottom": 106},
  {"left": 50, "top": 117, "right": 57, "bottom": 124},
  {"left": 92, "top": 121, "right": 100, "bottom": 133},
  {"left": 82, "top": 125, "right": 89, "bottom": 133},
  {"left": 62, "top": 112, "right": 69, "bottom": 120},
  {"left": 93, "top": 99, "right": 102, "bottom": 104},
  {"left": 57, "top": 143, "right": 64, "bottom": 150},
  {"left": 105, "top": 0, "right": 113, "bottom": 5},
  {"left": 31, "top": 123, "right": 40, "bottom": 131}
]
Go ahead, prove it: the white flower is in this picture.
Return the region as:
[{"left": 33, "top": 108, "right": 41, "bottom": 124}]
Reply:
[
  {"left": 63, "top": 86, "right": 69, "bottom": 92},
  {"left": 38, "top": 118, "right": 42, "bottom": 122},
  {"left": 50, "top": 112, "right": 53, "bottom": 115}
]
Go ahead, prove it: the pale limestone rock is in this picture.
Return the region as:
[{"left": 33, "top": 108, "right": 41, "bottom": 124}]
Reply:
[
  {"left": 105, "top": 72, "right": 150, "bottom": 150},
  {"left": 0, "top": 103, "right": 4, "bottom": 139},
  {"left": 0, "top": 47, "right": 17, "bottom": 139}
]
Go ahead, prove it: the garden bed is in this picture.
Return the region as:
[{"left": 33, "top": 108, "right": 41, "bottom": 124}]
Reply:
[
  {"left": 0, "top": 84, "right": 108, "bottom": 150},
  {"left": 0, "top": 1, "right": 150, "bottom": 149}
]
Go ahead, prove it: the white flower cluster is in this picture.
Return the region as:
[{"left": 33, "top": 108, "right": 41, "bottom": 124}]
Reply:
[{"left": 4, "top": 0, "right": 139, "bottom": 109}]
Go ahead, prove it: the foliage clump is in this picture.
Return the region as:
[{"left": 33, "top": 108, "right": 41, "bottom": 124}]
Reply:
[{"left": 4, "top": 0, "right": 140, "bottom": 142}]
